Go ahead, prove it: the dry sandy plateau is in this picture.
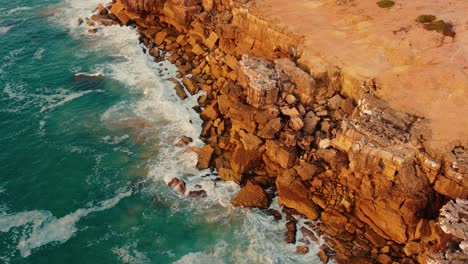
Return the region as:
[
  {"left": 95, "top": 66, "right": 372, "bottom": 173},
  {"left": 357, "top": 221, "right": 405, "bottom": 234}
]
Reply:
[{"left": 252, "top": 0, "right": 468, "bottom": 154}]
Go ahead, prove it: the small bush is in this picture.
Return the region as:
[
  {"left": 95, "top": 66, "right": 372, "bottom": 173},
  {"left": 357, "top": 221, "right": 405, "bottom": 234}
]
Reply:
[
  {"left": 377, "top": 0, "right": 395, "bottom": 8},
  {"left": 423, "top": 20, "right": 456, "bottom": 37},
  {"left": 416, "top": 15, "right": 437, "bottom": 24},
  {"left": 423, "top": 20, "right": 446, "bottom": 31}
]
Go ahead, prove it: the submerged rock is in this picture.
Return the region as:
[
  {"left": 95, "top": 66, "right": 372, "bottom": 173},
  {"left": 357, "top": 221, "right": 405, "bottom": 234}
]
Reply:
[{"left": 188, "top": 190, "right": 207, "bottom": 198}]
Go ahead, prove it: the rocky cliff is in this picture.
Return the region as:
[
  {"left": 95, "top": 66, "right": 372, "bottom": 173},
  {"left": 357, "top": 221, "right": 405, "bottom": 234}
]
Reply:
[{"left": 88, "top": 0, "right": 467, "bottom": 263}]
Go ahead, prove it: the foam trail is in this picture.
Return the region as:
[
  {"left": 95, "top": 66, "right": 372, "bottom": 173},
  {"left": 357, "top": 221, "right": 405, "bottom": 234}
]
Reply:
[
  {"left": 1, "top": 7, "right": 32, "bottom": 17},
  {"left": 112, "top": 242, "right": 150, "bottom": 264},
  {"left": 33, "top": 48, "right": 45, "bottom": 60},
  {"left": 0, "top": 26, "right": 12, "bottom": 35},
  {"left": 39, "top": 90, "right": 97, "bottom": 113},
  {"left": 0, "top": 190, "right": 131, "bottom": 257}
]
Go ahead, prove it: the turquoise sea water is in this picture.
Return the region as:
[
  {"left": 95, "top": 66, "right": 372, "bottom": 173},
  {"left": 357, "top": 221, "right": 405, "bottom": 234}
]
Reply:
[{"left": 0, "top": 1, "right": 323, "bottom": 263}]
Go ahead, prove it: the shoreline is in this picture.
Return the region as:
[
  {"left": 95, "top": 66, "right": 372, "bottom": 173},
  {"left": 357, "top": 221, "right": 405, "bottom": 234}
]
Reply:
[{"left": 85, "top": 1, "right": 467, "bottom": 263}]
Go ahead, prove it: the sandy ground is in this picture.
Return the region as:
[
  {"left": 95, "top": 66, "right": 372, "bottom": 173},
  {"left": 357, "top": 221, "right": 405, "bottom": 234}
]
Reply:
[{"left": 252, "top": 0, "right": 468, "bottom": 154}]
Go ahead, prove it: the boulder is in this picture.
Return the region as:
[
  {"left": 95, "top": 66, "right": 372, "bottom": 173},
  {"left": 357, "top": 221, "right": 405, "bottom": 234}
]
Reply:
[
  {"left": 231, "top": 181, "right": 270, "bottom": 208},
  {"left": 290, "top": 117, "right": 304, "bottom": 131},
  {"left": 295, "top": 246, "right": 309, "bottom": 255},
  {"left": 285, "top": 220, "right": 297, "bottom": 243},
  {"left": 230, "top": 145, "right": 263, "bottom": 173},
  {"left": 218, "top": 167, "right": 243, "bottom": 185},
  {"left": 240, "top": 132, "right": 263, "bottom": 150},
  {"left": 303, "top": 111, "right": 320, "bottom": 134},
  {"left": 168, "top": 178, "right": 186, "bottom": 195},
  {"left": 239, "top": 56, "right": 279, "bottom": 109},
  {"left": 182, "top": 76, "right": 199, "bottom": 95},
  {"left": 201, "top": 0, "right": 214, "bottom": 11},
  {"left": 196, "top": 145, "right": 214, "bottom": 170},
  {"left": 174, "top": 135, "right": 193, "bottom": 147},
  {"left": 265, "top": 140, "right": 297, "bottom": 169},
  {"left": 189, "top": 190, "right": 207, "bottom": 198},
  {"left": 275, "top": 58, "right": 316, "bottom": 105},
  {"left": 204, "top": 32, "right": 219, "bottom": 50},
  {"left": 276, "top": 170, "right": 319, "bottom": 220},
  {"left": 90, "top": 15, "right": 118, "bottom": 26},
  {"left": 265, "top": 209, "right": 282, "bottom": 220},
  {"left": 257, "top": 118, "right": 282, "bottom": 139},
  {"left": 294, "top": 162, "right": 324, "bottom": 181},
  {"left": 201, "top": 101, "right": 219, "bottom": 121}
]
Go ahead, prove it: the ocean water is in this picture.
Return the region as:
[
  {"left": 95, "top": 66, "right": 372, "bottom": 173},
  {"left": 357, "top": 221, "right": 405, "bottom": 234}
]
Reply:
[{"left": 0, "top": 1, "right": 324, "bottom": 263}]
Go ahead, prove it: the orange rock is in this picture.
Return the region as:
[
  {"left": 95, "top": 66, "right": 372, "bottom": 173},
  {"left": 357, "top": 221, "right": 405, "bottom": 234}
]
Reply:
[
  {"left": 110, "top": 0, "right": 125, "bottom": 16},
  {"left": 182, "top": 76, "right": 199, "bottom": 95},
  {"left": 231, "top": 181, "right": 269, "bottom": 208},
  {"left": 265, "top": 140, "right": 296, "bottom": 169},
  {"left": 196, "top": 145, "right": 214, "bottom": 170},
  {"left": 218, "top": 168, "right": 243, "bottom": 185},
  {"left": 230, "top": 145, "right": 262, "bottom": 173},
  {"left": 276, "top": 170, "right": 319, "bottom": 220},
  {"left": 204, "top": 32, "right": 219, "bottom": 50}
]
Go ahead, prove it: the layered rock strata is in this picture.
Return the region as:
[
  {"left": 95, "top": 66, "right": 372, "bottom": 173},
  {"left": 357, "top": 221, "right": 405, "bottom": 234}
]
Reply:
[{"left": 88, "top": 0, "right": 467, "bottom": 263}]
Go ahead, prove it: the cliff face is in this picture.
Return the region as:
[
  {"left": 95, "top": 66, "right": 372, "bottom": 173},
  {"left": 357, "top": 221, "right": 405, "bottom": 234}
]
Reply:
[{"left": 96, "top": 0, "right": 467, "bottom": 263}]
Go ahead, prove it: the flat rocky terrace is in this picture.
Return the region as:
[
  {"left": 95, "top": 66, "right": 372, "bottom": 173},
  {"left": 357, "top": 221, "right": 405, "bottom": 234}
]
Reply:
[{"left": 252, "top": 0, "right": 468, "bottom": 155}]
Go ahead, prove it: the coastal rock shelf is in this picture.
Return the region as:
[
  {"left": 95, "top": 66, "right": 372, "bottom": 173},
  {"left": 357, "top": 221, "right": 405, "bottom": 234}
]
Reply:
[{"left": 86, "top": 0, "right": 467, "bottom": 263}]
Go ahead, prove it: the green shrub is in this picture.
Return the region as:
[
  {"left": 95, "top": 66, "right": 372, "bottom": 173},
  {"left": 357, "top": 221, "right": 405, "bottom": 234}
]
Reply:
[
  {"left": 376, "top": 0, "right": 395, "bottom": 8},
  {"left": 416, "top": 15, "right": 437, "bottom": 24}
]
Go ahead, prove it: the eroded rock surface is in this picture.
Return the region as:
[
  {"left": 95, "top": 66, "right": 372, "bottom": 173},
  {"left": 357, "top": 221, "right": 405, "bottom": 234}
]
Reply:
[{"left": 91, "top": 0, "right": 468, "bottom": 262}]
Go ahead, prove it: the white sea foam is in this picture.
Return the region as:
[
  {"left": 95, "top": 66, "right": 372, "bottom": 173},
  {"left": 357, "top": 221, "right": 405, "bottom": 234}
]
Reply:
[
  {"left": 3, "top": 83, "right": 26, "bottom": 101},
  {"left": 33, "top": 48, "right": 45, "bottom": 60},
  {"left": 0, "top": 190, "right": 131, "bottom": 257},
  {"left": 39, "top": 89, "right": 97, "bottom": 113},
  {"left": 112, "top": 242, "right": 150, "bottom": 264},
  {"left": 1, "top": 7, "right": 32, "bottom": 17},
  {"left": 0, "top": 26, "right": 12, "bottom": 35}
]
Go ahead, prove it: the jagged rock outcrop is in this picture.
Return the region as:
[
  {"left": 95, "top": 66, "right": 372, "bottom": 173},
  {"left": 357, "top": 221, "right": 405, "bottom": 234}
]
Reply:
[{"left": 89, "top": 0, "right": 468, "bottom": 262}]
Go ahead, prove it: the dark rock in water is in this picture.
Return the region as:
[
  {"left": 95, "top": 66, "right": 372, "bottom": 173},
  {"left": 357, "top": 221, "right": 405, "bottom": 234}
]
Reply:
[
  {"left": 285, "top": 220, "right": 297, "bottom": 244},
  {"left": 168, "top": 178, "right": 186, "bottom": 196},
  {"left": 295, "top": 246, "right": 309, "bottom": 255},
  {"left": 94, "top": 3, "right": 108, "bottom": 16},
  {"left": 73, "top": 73, "right": 104, "bottom": 88},
  {"left": 77, "top": 18, "right": 84, "bottom": 26},
  {"left": 189, "top": 190, "right": 207, "bottom": 198},
  {"left": 231, "top": 181, "right": 270, "bottom": 209},
  {"left": 174, "top": 135, "right": 193, "bottom": 147},
  {"left": 88, "top": 28, "right": 98, "bottom": 34},
  {"left": 264, "top": 208, "right": 282, "bottom": 220},
  {"left": 128, "top": 179, "right": 145, "bottom": 194},
  {"left": 192, "top": 105, "right": 202, "bottom": 113},
  {"left": 300, "top": 226, "right": 319, "bottom": 242}
]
